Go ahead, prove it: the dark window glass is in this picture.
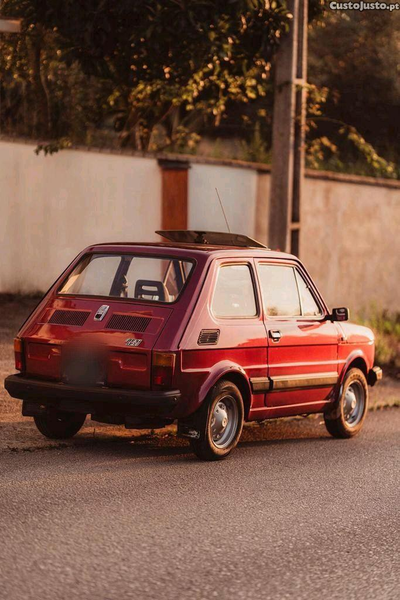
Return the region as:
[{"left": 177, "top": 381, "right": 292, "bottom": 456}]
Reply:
[{"left": 212, "top": 265, "right": 257, "bottom": 318}]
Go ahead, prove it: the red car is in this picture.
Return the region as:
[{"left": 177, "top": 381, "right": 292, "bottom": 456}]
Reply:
[{"left": 5, "top": 230, "right": 382, "bottom": 460}]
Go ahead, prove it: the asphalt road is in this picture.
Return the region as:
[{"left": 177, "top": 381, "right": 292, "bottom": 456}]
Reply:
[{"left": 1, "top": 409, "right": 399, "bottom": 600}]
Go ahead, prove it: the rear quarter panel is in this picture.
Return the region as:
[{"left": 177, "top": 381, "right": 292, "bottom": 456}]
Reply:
[{"left": 174, "top": 257, "right": 267, "bottom": 419}]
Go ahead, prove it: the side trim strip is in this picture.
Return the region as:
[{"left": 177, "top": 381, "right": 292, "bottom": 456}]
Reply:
[
  {"left": 270, "top": 372, "right": 338, "bottom": 392},
  {"left": 250, "top": 377, "right": 271, "bottom": 393},
  {"left": 251, "top": 372, "right": 339, "bottom": 394}
]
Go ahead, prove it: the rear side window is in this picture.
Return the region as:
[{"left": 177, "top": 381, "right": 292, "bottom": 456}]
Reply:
[
  {"left": 59, "top": 254, "right": 193, "bottom": 303},
  {"left": 212, "top": 264, "right": 257, "bottom": 318},
  {"left": 258, "top": 264, "right": 301, "bottom": 317}
]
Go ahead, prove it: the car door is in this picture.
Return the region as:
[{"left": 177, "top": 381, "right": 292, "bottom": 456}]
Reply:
[{"left": 256, "top": 260, "right": 340, "bottom": 409}]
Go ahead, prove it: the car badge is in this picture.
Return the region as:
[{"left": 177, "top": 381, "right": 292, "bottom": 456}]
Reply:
[
  {"left": 94, "top": 305, "right": 110, "bottom": 321},
  {"left": 125, "top": 338, "right": 142, "bottom": 347}
]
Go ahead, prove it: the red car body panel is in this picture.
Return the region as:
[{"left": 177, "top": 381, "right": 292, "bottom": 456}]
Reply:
[{"left": 7, "top": 241, "right": 377, "bottom": 424}]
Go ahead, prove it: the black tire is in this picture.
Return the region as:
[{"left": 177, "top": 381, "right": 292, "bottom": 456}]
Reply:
[
  {"left": 34, "top": 410, "right": 86, "bottom": 440},
  {"left": 324, "top": 368, "right": 368, "bottom": 438},
  {"left": 189, "top": 380, "right": 244, "bottom": 461}
]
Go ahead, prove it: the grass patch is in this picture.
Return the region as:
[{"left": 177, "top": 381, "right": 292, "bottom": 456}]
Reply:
[{"left": 357, "top": 309, "right": 400, "bottom": 377}]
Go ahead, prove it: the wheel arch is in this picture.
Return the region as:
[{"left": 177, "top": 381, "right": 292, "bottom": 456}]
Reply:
[
  {"left": 340, "top": 351, "right": 368, "bottom": 384},
  {"left": 198, "top": 362, "right": 252, "bottom": 419},
  {"left": 217, "top": 371, "right": 252, "bottom": 420}
]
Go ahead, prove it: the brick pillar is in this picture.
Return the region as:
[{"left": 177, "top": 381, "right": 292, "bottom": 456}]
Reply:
[{"left": 158, "top": 159, "right": 190, "bottom": 230}]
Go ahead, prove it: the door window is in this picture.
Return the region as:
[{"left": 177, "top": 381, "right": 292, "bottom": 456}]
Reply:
[
  {"left": 212, "top": 264, "right": 257, "bottom": 318},
  {"left": 295, "top": 271, "right": 322, "bottom": 317},
  {"left": 258, "top": 264, "right": 301, "bottom": 317}
]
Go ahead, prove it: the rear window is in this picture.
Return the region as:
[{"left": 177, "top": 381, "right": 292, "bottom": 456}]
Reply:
[{"left": 59, "top": 254, "right": 194, "bottom": 303}]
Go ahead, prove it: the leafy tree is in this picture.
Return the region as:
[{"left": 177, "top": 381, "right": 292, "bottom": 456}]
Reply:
[
  {"left": 0, "top": 1, "right": 112, "bottom": 143},
  {"left": 308, "top": 9, "right": 400, "bottom": 177},
  {"left": 1, "top": 0, "right": 295, "bottom": 149},
  {"left": 4, "top": 0, "right": 395, "bottom": 179}
]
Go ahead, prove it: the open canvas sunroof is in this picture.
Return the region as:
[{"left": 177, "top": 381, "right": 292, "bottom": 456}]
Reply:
[{"left": 156, "top": 230, "right": 268, "bottom": 249}]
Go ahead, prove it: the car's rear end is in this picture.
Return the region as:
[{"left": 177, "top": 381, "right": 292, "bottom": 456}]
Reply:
[{"left": 5, "top": 244, "right": 206, "bottom": 430}]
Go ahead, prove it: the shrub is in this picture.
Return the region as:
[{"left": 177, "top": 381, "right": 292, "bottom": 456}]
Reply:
[{"left": 357, "top": 310, "right": 400, "bottom": 377}]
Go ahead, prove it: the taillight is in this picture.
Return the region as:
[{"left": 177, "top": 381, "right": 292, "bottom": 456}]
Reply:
[
  {"left": 152, "top": 352, "right": 176, "bottom": 389},
  {"left": 14, "top": 337, "right": 24, "bottom": 372}
]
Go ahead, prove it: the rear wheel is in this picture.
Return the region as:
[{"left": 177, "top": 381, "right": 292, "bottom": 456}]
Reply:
[
  {"left": 189, "top": 380, "right": 244, "bottom": 461},
  {"left": 324, "top": 368, "right": 368, "bottom": 438},
  {"left": 34, "top": 410, "right": 86, "bottom": 439}
]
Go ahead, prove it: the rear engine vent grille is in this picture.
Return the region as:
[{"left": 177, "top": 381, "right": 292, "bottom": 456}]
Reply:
[
  {"left": 198, "top": 329, "right": 220, "bottom": 345},
  {"left": 48, "top": 310, "right": 90, "bottom": 327},
  {"left": 106, "top": 314, "right": 151, "bottom": 333}
]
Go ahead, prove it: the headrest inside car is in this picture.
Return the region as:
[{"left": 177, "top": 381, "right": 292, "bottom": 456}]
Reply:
[{"left": 134, "top": 280, "right": 169, "bottom": 302}]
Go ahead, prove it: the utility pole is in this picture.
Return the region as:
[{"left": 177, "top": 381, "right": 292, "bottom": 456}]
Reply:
[{"left": 268, "top": 0, "right": 308, "bottom": 255}]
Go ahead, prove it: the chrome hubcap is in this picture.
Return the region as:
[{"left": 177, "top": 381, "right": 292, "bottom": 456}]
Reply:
[
  {"left": 210, "top": 395, "right": 239, "bottom": 449},
  {"left": 344, "top": 382, "right": 365, "bottom": 427}
]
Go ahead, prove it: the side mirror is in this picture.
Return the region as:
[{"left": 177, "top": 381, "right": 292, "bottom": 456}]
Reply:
[{"left": 330, "top": 307, "right": 350, "bottom": 322}]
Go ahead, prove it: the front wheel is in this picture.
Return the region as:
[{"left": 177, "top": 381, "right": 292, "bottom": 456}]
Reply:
[
  {"left": 34, "top": 410, "right": 86, "bottom": 439},
  {"left": 324, "top": 368, "right": 368, "bottom": 438},
  {"left": 189, "top": 380, "right": 244, "bottom": 461}
]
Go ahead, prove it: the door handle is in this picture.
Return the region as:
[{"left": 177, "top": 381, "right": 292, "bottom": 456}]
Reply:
[{"left": 269, "top": 330, "right": 282, "bottom": 343}]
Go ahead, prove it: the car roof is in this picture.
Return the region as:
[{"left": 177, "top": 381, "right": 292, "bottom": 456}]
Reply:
[
  {"left": 84, "top": 241, "right": 296, "bottom": 262},
  {"left": 84, "top": 230, "right": 297, "bottom": 261}
]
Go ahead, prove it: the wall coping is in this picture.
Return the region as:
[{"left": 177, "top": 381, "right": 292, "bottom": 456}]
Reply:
[{"left": 1, "top": 134, "right": 399, "bottom": 191}]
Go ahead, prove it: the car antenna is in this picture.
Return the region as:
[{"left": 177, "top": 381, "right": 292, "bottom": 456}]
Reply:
[{"left": 215, "top": 188, "right": 231, "bottom": 233}]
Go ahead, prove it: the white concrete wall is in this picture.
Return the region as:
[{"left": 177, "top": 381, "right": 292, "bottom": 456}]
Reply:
[
  {"left": 0, "top": 141, "right": 161, "bottom": 293},
  {"left": 300, "top": 176, "right": 400, "bottom": 314},
  {"left": 257, "top": 172, "right": 400, "bottom": 313},
  {"left": 188, "top": 163, "right": 258, "bottom": 237},
  {"left": 1, "top": 139, "right": 399, "bottom": 314}
]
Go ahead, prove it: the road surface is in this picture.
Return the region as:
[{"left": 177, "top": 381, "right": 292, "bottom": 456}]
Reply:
[{"left": 1, "top": 409, "right": 399, "bottom": 600}]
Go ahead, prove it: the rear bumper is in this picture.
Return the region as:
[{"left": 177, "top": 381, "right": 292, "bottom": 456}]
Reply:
[
  {"left": 367, "top": 366, "right": 383, "bottom": 387},
  {"left": 4, "top": 374, "right": 180, "bottom": 416}
]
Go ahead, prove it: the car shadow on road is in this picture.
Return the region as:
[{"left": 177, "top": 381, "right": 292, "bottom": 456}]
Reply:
[
  {"left": 60, "top": 434, "right": 195, "bottom": 460},
  {"left": 2, "top": 416, "right": 333, "bottom": 464},
  {"left": 38, "top": 423, "right": 333, "bottom": 464}
]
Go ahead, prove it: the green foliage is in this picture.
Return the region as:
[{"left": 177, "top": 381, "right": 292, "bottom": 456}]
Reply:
[
  {"left": 344, "top": 127, "right": 397, "bottom": 179},
  {"left": 1, "top": 0, "right": 395, "bottom": 180},
  {"left": 357, "top": 309, "right": 400, "bottom": 376},
  {"left": 0, "top": 0, "right": 293, "bottom": 150},
  {"left": 35, "top": 137, "right": 72, "bottom": 156},
  {"left": 236, "top": 122, "right": 270, "bottom": 163},
  {"left": 305, "top": 82, "right": 398, "bottom": 179},
  {"left": 0, "top": 6, "right": 114, "bottom": 143},
  {"left": 308, "top": 9, "right": 400, "bottom": 177},
  {"left": 306, "top": 125, "right": 398, "bottom": 179}
]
